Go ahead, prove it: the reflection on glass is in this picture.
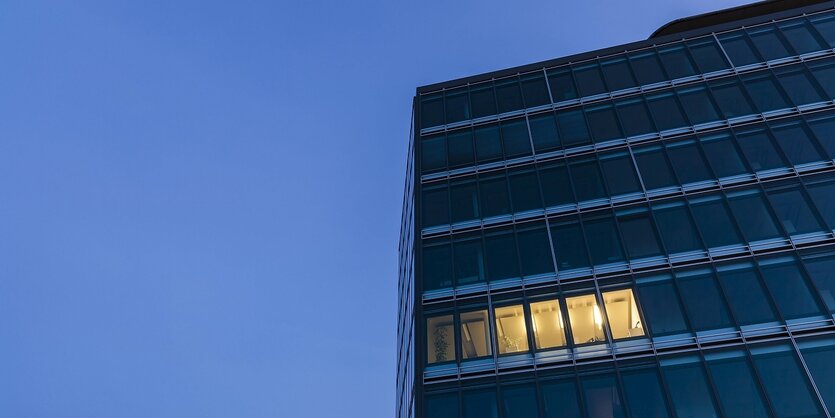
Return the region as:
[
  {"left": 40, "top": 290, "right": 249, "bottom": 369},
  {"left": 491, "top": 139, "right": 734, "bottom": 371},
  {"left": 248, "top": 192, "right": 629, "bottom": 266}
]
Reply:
[
  {"left": 566, "top": 294, "right": 606, "bottom": 344},
  {"left": 460, "top": 310, "right": 492, "bottom": 359},
  {"left": 603, "top": 289, "right": 645, "bottom": 339},
  {"left": 427, "top": 315, "right": 456, "bottom": 364},
  {"left": 530, "top": 300, "right": 567, "bottom": 349},
  {"left": 494, "top": 305, "right": 529, "bottom": 354}
]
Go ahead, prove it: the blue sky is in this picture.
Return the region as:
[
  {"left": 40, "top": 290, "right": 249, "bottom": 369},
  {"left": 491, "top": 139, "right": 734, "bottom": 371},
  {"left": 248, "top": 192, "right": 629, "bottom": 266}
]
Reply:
[{"left": 0, "top": 0, "right": 746, "bottom": 416}]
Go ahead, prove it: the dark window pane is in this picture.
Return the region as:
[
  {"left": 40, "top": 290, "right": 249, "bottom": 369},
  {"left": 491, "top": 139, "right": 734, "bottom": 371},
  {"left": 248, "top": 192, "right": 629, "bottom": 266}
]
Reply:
[
  {"left": 484, "top": 229, "right": 519, "bottom": 281},
  {"left": 751, "top": 345, "right": 824, "bottom": 418},
  {"left": 666, "top": 140, "right": 713, "bottom": 184},
  {"left": 569, "top": 159, "right": 606, "bottom": 201},
  {"left": 573, "top": 63, "right": 607, "bottom": 97},
  {"left": 678, "top": 87, "right": 720, "bottom": 124},
  {"left": 653, "top": 201, "right": 703, "bottom": 253},
  {"left": 462, "top": 389, "right": 499, "bottom": 418},
  {"left": 501, "top": 119, "right": 532, "bottom": 158},
  {"left": 584, "top": 216, "right": 625, "bottom": 265},
  {"left": 701, "top": 133, "right": 747, "bottom": 177},
  {"left": 735, "top": 128, "right": 787, "bottom": 170},
  {"left": 450, "top": 181, "right": 479, "bottom": 223},
  {"left": 470, "top": 83, "right": 497, "bottom": 119},
  {"left": 615, "top": 99, "right": 655, "bottom": 137},
  {"left": 621, "top": 369, "right": 671, "bottom": 418},
  {"left": 617, "top": 210, "right": 663, "bottom": 259},
  {"left": 539, "top": 162, "right": 574, "bottom": 207},
  {"left": 555, "top": 109, "right": 591, "bottom": 146},
  {"left": 422, "top": 186, "right": 450, "bottom": 227},
  {"left": 706, "top": 352, "right": 770, "bottom": 418},
  {"left": 804, "top": 254, "right": 835, "bottom": 312},
  {"left": 759, "top": 258, "right": 823, "bottom": 319},
  {"left": 637, "top": 280, "right": 688, "bottom": 335},
  {"left": 742, "top": 74, "right": 790, "bottom": 112},
  {"left": 541, "top": 380, "right": 582, "bottom": 418},
  {"left": 423, "top": 241, "right": 453, "bottom": 290},
  {"left": 647, "top": 93, "right": 687, "bottom": 131},
  {"left": 508, "top": 169, "right": 542, "bottom": 212},
  {"left": 445, "top": 88, "right": 470, "bottom": 123},
  {"left": 501, "top": 384, "right": 538, "bottom": 418},
  {"left": 495, "top": 78, "right": 524, "bottom": 113},
  {"left": 581, "top": 375, "right": 626, "bottom": 418},
  {"left": 600, "top": 152, "right": 641, "bottom": 195},
  {"left": 517, "top": 224, "right": 554, "bottom": 276},
  {"left": 479, "top": 176, "right": 511, "bottom": 218},
  {"left": 807, "top": 180, "right": 835, "bottom": 229},
  {"left": 676, "top": 270, "right": 733, "bottom": 330},
  {"left": 807, "top": 115, "right": 835, "bottom": 158},
  {"left": 690, "top": 197, "right": 743, "bottom": 248},
  {"left": 811, "top": 13, "right": 835, "bottom": 48},
  {"left": 776, "top": 69, "right": 825, "bottom": 106},
  {"left": 716, "top": 265, "right": 778, "bottom": 325},
  {"left": 629, "top": 51, "right": 667, "bottom": 84},
  {"left": 748, "top": 26, "right": 792, "bottom": 60},
  {"left": 421, "top": 135, "right": 447, "bottom": 172},
  {"left": 601, "top": 58, "right": 637, "bottom": 91},
  {"left": 520, "top": 73, "right": 550, "bottom": 107},
  {"left": 711, "top": 80, "right": 756, "bottom": 118},
  {"left": 688, "top": 38, "right": 730, "bottom": 73},
  {"left": 454, "top": 235, "right": 484, "bottom": 285},
  {"left": 586, "top": 105, "right": 623, "bottom": 142},
  {"left": 474, "top": 124, "right": 503, "bottom": 163},
  {"left": 634, "top": 145, "right": 677, "bottom": 189},
  {"left": 662, "top": 360, "right": 720, "bottom": 418},
  {"left": 529, "top": 113, "right": 560, "bottom": 152},
  {"left": 447, "top": 130, "right": 475, "bottom": 167},
  {"left": 800, "top": 338, "right": 835, "bottom": 412},
  {"left": 659, "top": 45, "right": 697, "bottom": 79},
  {"left": 780, "top": 21, "right": 827, "bottom": 54},
  {"left": 421, "top": 93, "right": 445, "bottom": 127},
  {"left": 550, "top": 220, "right": 590, "bottom": 271},
  {"left": 719, "top": 32, "right": 760, "bottom": 66},
  {"left": 810, "top": 62, "right": 835, "bottom": 99},
  {"left": 426, "top": 393, "right": 459, "bottom": 418},
  {"left": 547, "top": 68, "right": 578, "bottom": 102},
  {"left": 767, "top": 187, "right": 824, "bottom": 235},
  {"left": 727, "top": 191, "right": 782, "bottom": 241}
]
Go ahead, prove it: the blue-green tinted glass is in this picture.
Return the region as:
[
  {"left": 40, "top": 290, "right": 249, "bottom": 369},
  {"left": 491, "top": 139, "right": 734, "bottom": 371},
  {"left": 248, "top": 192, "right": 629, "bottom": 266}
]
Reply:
[
  {"left": 517, "top": 224, "right": 554, "bottom": 277},
  {"left": 501, "top": 119, "right": 532, "bottom": 158},
  {"left": 810, "top": 62, "right": 835, "bottom": 99},
  {"left": 479, "top": 176, "right": 511, "bottom": 218},
  {"left": 422, "top": 186, "right": 449, "bottom": 227},
  {"left": 742, "top": 74, "right": 790, "bottom": 112},
  {"left": 508, "top": 169, "right": 542, "bottom": 212},
  {"left": 528, "top": 113, "right": 560, "bottom": 152},
  {"left": 772, "top": 122, "right": 824, "bottom": 165},
  {"left": 687, "top": 38, "right": 729, "bottom": 73},
  {"left": 748, "top": 25, "right": 792, "bottom": 60},
  {"left": 735, "top": 129, "right": 786, "bottom": 170},
  {"left": 811, "top": 13, "right": 835, "bottom": 47},
  {"left": 807, "top": 181, "right": 835, "bottom": 229},
  {"left": 658, "top": 45, "right": 696, "bottom": 79},
  {"left": 676, "top": 271, "right": 733, "bottom": 330},
  {"left": 484, "top": 229, "right": 519, "bottom": 281},
  {"left": 454, "top": 235, "right": 484, "bottom": 285},
  {"left": 633, "top": 146, "right": 677, "bottom": 189},
  {"left": 716, "top": 265, "right": 778, "bottom": 325},
  {"left": 700, "top": 134, "right": 747, "bottom": 177},
  {"left": 538, "top": 162, "right": 574, "bottom": 207},
  {"left": 807, "top": 115, "right": 835, "bottom": 158},
  {"left": 804, "top": 254, "right": 835, "bottom": 312},
  {"left": 462, "top": 389, "right": 499, "bottom": 418},
  {"left": 581, "top": 375, "right": 626, "bottom": 418},
  {"left": 767, "top": 187, "right": 824, "bottom": 235},
  {"left": 751, "top": 345, "right": 824, "bottom": 418},
  {"left": 727, "top": 191, "right": 782, "bottom": 241},
  {"left": 447, "top": 129, "right": 474, "bottom": 167},
  {"left": 780, "top": 21, "right": 827, "bottom": 54},
  {"left": 706, "top": 352, "right": 770, "bottom": 418},
  {"left": 586, "top": 105, "right": 623, "bottom": 142},
  {"left": 690, "top": 197, "right": 742, "bottom": 248},
  {"left": 573, "top": 63, "right": 607, "bottom": 97},
  {"left": 470, "top": 83, "right": 497, "bottom": 119},
  {"left": 474, "top": 124, "right": 503, "bottom": 163},
  {"left": 799, "top": 338, "right": 835, "bottom": 412},
  {"left": 421, "top": 135, "right": 447, "bottom": 172},
  {"left": 583, "top": 216, "right": 625, "bottom": 265},
  {"left": 629, "top": 51, "right": 667, "bottom": 85},
  {"left": 445, "top": 88, "right": 470, "bottom": 123},
  {"left": 759, "top": 258, "right": 823, "bottom": 319},
  {"left": 719, "top": 32, "right": 760, "bottom": 66},
  {"left": 426, "top": 393, "right": 459, "bottom": 418},
  {"left": 495, "top": 78, "right": 524, "bottom": 114},
  {"left": 423, "top": 241, "right": 453, "bottom": 290},
  {"left": 547, "top": 69, "right": 577, "bottom": 102},
  {"left": 666, "top": 140, "right": 713, "bottom": 184},
  {"left": 421, "top": 93, "right": 445, "bottom": 127},
  {"left": 776, "top": 69, "right": 825, "bottom": 106},
  {"left": 621, "top": 368, "right": 671, "bottom": 418},
  {"left": 647, "top": 93, "right": 687, "bottom": 131},
  {"left": 550, "top": 220, "right": 590, "bottom": 271},
  {"left": 617, "top": 210, "right": 663, "bottom": 260},
  {"left": 555, "top": 109, "right": 591, "bottom": 146},
  {"left": 501, "top": 384, "right": 538, "bottom": 418},
  {"left": 600, "top": 152, "right": 641, "bottom": 196},
  {"left": 678, "top": 87, "right": 720, "bottom": 124},
  {"left": 600, "top": 58, "right": 637, "bottom": 91},
  {"left": 615, "top": 99, "right": 655, "bottom": 137},
  {"left": 637, "top": 280, "right": 689, "bottom": 335},
  {"left": 653, "top": 202, "right": 703, "bottom": 253},
  {"left": 711, "top": 80, "right": 756, "bottom": 118},
  {"left": 662, "top": 360, "right": 719, "bottom": 418},
  {"left": 541, "top": 380, "right": 582, "bottom": 418},
  {"left": 520, "top": 73, "right": 550, "bottom": 107},
  {"left": 450, "top": 181, "right": 479, "bottom": 223},
  {"left": 568, "top": 159, "right": 606, "bottom": 201}
]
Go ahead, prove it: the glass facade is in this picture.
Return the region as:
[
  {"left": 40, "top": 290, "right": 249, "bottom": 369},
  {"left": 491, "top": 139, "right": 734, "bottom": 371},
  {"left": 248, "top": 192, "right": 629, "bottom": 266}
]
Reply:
[{"left": 399, "top": 3, "right": 835, "bottom": 418}]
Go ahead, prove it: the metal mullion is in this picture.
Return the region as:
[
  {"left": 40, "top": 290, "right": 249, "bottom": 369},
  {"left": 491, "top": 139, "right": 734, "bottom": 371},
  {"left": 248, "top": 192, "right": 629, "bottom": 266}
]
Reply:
[
  {"left": 738, "top": 340, "right": 781, "bottom": 418},
  {"left": 787, "top": 332, "right": 834, "bottom": 418}
]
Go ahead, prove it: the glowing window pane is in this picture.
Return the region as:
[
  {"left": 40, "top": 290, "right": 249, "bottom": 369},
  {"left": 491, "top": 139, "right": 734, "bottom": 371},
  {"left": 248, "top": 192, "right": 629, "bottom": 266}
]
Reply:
[
  {"left": 494, "top": 305, "right": 530, "bottom": 354},
  {"left": 530, "top": 300, "right": 567, "bottom": 350},
  {"left": 460, "top": 310, "right": 492, "bottom": 359},
  {"left": 602, "top": 289, "right": 645, "bottom": 339},
  {"left": 427, "top": 315, "right": 456, "bottom": 364},
  {"left": 566, "top": 294, "right": 606, "bottom": 344}
]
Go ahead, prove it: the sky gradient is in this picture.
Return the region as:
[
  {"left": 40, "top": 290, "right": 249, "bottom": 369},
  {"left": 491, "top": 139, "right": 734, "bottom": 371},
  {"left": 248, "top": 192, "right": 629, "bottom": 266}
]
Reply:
[{"left": 0, "top": 0, "right": 748, "bottom": 416}]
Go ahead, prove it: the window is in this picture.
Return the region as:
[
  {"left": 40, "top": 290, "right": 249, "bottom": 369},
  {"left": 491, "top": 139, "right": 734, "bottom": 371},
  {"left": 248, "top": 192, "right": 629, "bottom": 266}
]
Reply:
[
  {"left": 474, "top": 124, "right": 503, "bottom": 163},
  {"left": 520, "top": 73, "right": 550, "bottom": 107},
  {"left": 807, "top": 180, "right": 835, "bottom": 229},
  {"left": 566, "top": 294, "right": 605, "bottom": 344},
  {"left": 718, "top": 32, "right": 760, "bottom": 66},
  {"left": 637, "top": 279, "right": 689, "bottom": 335},
  {"left": 759, "top": 257, "right": 824, "bottom": 320},
  {"left": 687, "top": 38, "right": 729, "bottom": 73},
  {"left": 453, "top": 234, "right": 484, "bottom": 286},
  {"left": 583, "top": 215, "right": 626, "bottom": 266},
  {"left": 528, "top": 113, "right": 560, "bottom": 152},
  {"left": 617, "top": 209, "right": 663, "bottom": 260},
  {"left": 771, "top": 123, "right": 824, "bottom": 165},
  {"left": 421, "top": 135, "right": 447, "bottom": 173},
  {"left": 675, "top": 269, "right": 734, "bottom": 331},
  {"left": 776, "top": 68, "right": 825, "bottom": 106},
  {"left": 751, "top": 344, "right": 824, "bottom": 418},
  {"left": 646, "top": 93, "right": 687, "bottom": 131},
  {"left": 658, "top": 45, "right": 697, "bottom": 79},
  {"left": 748, "top": 25, "right": 792, "bottom": 61},
  {"left": 705, "top": 351, "right": 770, "bottom": 418},
  {"left": 500, "top": 119, "right": 532, "bottom": 158},
  {"left": 568, "top": 159, "right": 606, "bottom": 201},
  {"left": 516, "top": 223, "right": 554, "bottom": 277},
  {"left": 715, "top": 264, "right": 778, "bottom": 326},
  {"left": 700, "top": 133, "right": 747, "bottom": 177},
  {"left": 538, "top": 162, "right": 574, "bottom": 207},
  {"left": 586, "top": 105, "right": 623, "bottom": 142},
  {"left": 450, "top": 180, "right": 479, "bottom": 223},
  {"left": 479, "top": 175, "right": 511, "bottom": 218},
  {"left": 426, "top": 393, "right": 459, "bottom": 418},
  {"left": 799, "top": 337, "right": 835, "bottom": 412},
  {"left": 484, "top": 228, "right": 520, "bottom": 281},
  {"left": 807, "top": 115, "right": 835, "bottom": 158},
  {"left": 742, "top": 74, "right": 790, "bottom": 112},
  {"left": 811, "top": 13, "right": 835, "bottom": 48},
  {"left": 780, "top": 20, "right": 827, "bottom": 54},
  {"left": 573, "top": 63, "right": 607, "bottom": 97},
  {"left": 447, "top": 129, "right": 474, "bottom": 167},
  {"left": 555, "top": 109, "right": 591, "bottom": 146},
  {"left": 581, "top": 375, "right": 626, "bottom": 418},
  {"left": 423, "top": 240, "right": 453, "bottom": 290},
  {"left": 678, "top": 86, "right": 720, "bottom": 124},
  {"left": 421, "top": 93, "right": 445, "bottom": 127},
  {"left": 766, "top": 187, "right": 824, "bottom": 235},
  {"left": 494, "top": 304, "right": 529, "bottom": 354},
  {"left": 599, "top": 151, "right": 641, "bottom": 196},
  {"left": 615, "top": 98, "right": 655, "bottom": 137},
  {"left": 460, "top": 310, "right": 491, "bottom": 359},
  {"left": 600, "top": 58, "right": 637, "bottom": 91},
  {"left": 501, "top": 384, "right": 538, "bottom": 418},
  {"left": 508, "top": 169, "right": 542, "bottom": 213},
  {"left": 422, "top": 186, "right": 449, "bottom": 227},
  {"left": 711, "top": 80, "right": 756, "bottom": 118},
  {"left": 621, "top": 368, "right": 671, "bottom": 418},
  {"left": 653, "top": 201, "right": 703, "bottom": 253},
  {"left": 602, "top": 289, "right": 644, "bottom": 339},
  {"left": 690, "top": 196, "right": 742, "bottom": 248},
  {"left": 427, "top": 315, "right": 456, "bottom": 364},
  {"left": 804, "top": 254, "right": 835, "bottom": 312},
  {"left": 633, "top": 145, "right": 677, "bottom": 189},
  {"left": 665, "top": 139, "right": 713, "bottom": 184},
  {"left": 462, "top": 389, "right": 499, "bottom": 418},
  {"left": 735, "top": 128, "right": 787, "bottom": 170},
  {"left": 530, "top": 300, "right": 567, "bottom": 349},
  {"left": 810, "top": 63, "right": 835, "bottom": 99},
  {"left": 550, "top": 219, "right": 589, "bottom": 271},
  {"left": 445, "top": 87, "right": 470, "bottom": 124},
  {"left": 495, "top": 78, "right": 523, "bottom": 114},
  {"left": 547, "top": 68, "right": 577, "bottom": 102},
  {"left": 629, "top": 51, "right": 667, "bottom": 85},
  {"left": 727, "top": 190, "right": 782, "bottom": 242},
  {"left": 661, "top": 358, "right": 720, "bottom": 418},
  {"left": 470, "top": 82, "right": 497, "bottom": 119},
  {"left": 541, "top": 380, "right": 582, "bottom": 418}
]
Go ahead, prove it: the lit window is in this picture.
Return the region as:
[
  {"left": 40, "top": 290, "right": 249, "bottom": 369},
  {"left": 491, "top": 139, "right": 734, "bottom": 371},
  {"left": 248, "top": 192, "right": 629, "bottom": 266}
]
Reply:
[
  {"left": 602, "top": 289, "right": 645, "bottom": 339},
  {"left": 566, "top": 294, "right": 606, "bottom": 344},
  {"left": 494, "top": 305, "right": 529, "bottom": 354},
  {"left": 427, "top": 315, "right": 456, "bottom": 364},
  {"left": 460, "top": 310, "right": 492, "bottom": 359},
  {"left": 530, "top": 300, "right": 567, "bottom": 349}
]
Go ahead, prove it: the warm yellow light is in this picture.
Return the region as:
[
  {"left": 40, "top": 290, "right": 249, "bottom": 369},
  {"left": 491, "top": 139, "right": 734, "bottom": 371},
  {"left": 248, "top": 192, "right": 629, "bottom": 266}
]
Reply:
[{"left": 593, "top": 305, "right": 603, "bottom": 328}]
